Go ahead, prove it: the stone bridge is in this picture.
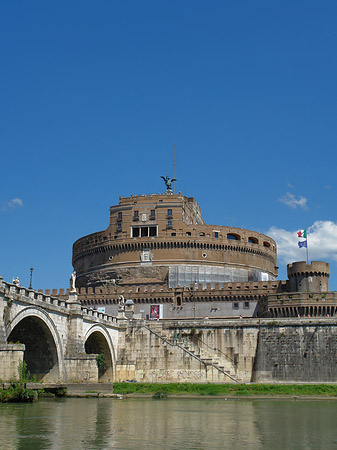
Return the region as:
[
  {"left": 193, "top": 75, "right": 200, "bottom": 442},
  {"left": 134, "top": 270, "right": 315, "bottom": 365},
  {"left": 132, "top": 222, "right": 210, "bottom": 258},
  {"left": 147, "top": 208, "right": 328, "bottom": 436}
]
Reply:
[{"left": 0, "top": 276, "right": 120, "bottom": 383}]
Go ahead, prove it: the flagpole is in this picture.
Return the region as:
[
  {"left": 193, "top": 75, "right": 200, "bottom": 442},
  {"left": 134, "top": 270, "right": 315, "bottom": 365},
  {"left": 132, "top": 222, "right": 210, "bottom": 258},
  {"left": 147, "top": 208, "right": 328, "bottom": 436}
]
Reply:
[
  {"left": 306, "top": 231, "right": 309, "bottom": 264},
  {"left": 173, "top": 140, "right": 176, "bottom": 194}
]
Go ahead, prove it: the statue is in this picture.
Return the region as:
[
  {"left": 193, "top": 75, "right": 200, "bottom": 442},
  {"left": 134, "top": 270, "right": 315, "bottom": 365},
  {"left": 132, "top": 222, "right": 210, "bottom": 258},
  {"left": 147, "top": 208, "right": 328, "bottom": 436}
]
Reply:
[
  {"left": 70, "top": 271, "right": 76, "bottom": 292},
  {"left": 161, "top": 175, "right": 177, "bottom": 194},
  {"left": 118, "top": 295, "right": 125, "bottom": 307},
  {"left": 12, "top": 277, "right": 20, "bottom": 286}
]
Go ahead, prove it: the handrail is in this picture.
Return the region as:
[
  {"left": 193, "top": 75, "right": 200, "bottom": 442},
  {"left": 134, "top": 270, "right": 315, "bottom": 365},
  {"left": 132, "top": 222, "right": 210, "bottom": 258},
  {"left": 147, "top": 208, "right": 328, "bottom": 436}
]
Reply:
[
  {"left": 183, "top": 333, "right": 237, "bottom": 366},
  {"left": 144, "top": 324, "right": 238, "bottom": 383}
]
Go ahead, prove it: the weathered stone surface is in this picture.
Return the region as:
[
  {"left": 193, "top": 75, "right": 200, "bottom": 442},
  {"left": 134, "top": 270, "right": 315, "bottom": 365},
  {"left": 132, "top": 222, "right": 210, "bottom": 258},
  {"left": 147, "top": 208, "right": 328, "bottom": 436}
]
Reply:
[
  {"left": 252, "top": 322, "right": 337, "bottom": 382},
  {"left": 1, "top": 277, "right": 336, "bottom": 384}
]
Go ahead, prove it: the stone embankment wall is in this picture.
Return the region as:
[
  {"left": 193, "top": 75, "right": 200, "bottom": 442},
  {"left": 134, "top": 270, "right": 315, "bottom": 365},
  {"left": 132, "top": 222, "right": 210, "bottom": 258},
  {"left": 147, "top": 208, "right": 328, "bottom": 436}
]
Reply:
[
  {"left": 116, "top": 320, "right": 259, "bottom": 383},
  {"left": 252, "top": 321, "right": 337, "bottom": 382},
  {"left": 116, "top": 319, "right": 337, "bottom": 383}
]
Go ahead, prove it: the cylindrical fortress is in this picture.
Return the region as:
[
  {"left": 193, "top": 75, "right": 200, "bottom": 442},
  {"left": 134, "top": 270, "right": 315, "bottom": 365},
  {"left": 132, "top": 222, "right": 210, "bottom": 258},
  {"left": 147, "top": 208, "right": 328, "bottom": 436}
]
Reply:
[
  {"left": 287, "top": 261, "right": 330, "bottom": 292},
  {"left": 72, "top": 193, "right": 278, "bottom": 289}
]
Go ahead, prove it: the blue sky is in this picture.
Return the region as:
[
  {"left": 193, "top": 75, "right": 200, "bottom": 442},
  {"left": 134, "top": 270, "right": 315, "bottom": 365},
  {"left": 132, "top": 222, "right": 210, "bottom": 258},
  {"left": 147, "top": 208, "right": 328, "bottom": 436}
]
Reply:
[{"left": 1, "top": 1, "right": 337, "bottom": 290}]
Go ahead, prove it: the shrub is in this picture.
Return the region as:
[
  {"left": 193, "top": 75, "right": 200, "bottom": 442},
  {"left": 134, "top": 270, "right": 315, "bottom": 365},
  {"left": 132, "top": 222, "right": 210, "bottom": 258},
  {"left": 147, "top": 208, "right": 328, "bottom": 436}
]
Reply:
[
  {"left": 152, "top": 391, "right": 167, "bottom": 400},
  {"left": 0, "top": 361, "right": 37, "bottom": 403}
]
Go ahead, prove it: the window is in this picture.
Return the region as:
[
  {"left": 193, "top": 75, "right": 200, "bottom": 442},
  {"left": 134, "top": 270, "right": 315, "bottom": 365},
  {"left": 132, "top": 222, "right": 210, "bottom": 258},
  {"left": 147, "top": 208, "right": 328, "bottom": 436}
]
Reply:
[
  {"left": 167, "top": 209, "right": 173, "bottom": 218},
  {"left": 149, "top": 226, "right": 157, "bottom": 237},
  {"left": 117, "top": 212, "right": 122, "bottom": 222},
  {"left": 141, "top": 227, "right": 149, "bottom": 237},
  {"left": 186, "top": 232, "right": 191, "bottom": 236},
  {"left": 171, "top": 232, "right": 176, "bottom": 236},
  {"left": 150, "top": 209, "right": 156, "bottom": 219},
  {"left": 233, "top": 302, "right": 239, "bottom": 309},
  {"left": 132, "top": 226, "right": 157, "bottom": 238},
  {"left": 227, "top": 233, "right": 240, "bottom": 241},
  {"left": 244, "top": 301, "right": 250, "bottom": 309},
  {"left": 248, "top": 237, "right": 258, "bottom": 244},
  {"left": 133, "top": 211, "right": 139, "bottom": 221},
  {"left": 214, "top": 232, "right": 219, "bottom": 238},
  {"left": 132, "top": 227, "right": 140, "bottom": 237},
  {"left": 117, "top": 223, "right": 122, "bottom": 232},
  {"left": 167, "top": 220, "right": 173, "bottom": 228}
]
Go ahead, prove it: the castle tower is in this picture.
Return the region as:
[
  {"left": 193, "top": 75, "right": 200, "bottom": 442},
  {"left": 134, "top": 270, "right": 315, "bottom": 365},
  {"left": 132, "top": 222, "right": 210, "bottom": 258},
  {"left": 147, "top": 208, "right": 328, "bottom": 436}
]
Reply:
[{"left": 287, "top": 261, "right": 330, "bottom": 292}]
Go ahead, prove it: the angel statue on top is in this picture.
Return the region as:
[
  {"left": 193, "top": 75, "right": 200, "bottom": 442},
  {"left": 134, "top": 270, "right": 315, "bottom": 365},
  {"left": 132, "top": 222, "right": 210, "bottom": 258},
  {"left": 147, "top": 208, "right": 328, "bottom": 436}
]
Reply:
[{"left": 161, "top": 175, "right": 177, "bottom": 194}]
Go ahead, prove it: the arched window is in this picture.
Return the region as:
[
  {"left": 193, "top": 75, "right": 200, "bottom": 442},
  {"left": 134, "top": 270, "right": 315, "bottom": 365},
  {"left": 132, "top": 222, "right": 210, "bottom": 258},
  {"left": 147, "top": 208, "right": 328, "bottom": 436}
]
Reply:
[
  {"left": 248, "top": 237, "right": 258, "bottom": 244},
  {"left": 227, "top": 233, "right": 240, "bottom": 241}
]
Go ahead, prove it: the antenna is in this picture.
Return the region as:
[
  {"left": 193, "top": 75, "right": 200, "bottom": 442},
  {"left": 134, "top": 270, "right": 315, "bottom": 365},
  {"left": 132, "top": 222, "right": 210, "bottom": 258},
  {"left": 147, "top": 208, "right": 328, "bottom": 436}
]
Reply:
[{"left": 173, "top": 140, "right": 176, "bottom": 194}]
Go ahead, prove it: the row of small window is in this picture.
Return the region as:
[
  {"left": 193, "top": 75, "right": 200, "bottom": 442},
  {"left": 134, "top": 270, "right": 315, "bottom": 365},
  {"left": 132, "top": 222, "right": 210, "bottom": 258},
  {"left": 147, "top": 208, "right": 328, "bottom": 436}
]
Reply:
[
  {"left": 233, "top": 302, "right": 250, "bottom": 309},
  {"left": 117, "top": 209, "right": 173, "bottom": 221},
  {"left": 133, "top": 210, "right": 156, "bottom": 221},
  {"left": 212, "top": 233, "right": 270, "bottom": 247}
]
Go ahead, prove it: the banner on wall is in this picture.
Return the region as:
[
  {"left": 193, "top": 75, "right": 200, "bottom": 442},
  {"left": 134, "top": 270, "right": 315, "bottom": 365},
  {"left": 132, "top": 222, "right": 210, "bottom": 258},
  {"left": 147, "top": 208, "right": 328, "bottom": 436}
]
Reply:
[{"left": 150, "top": 304, "right": 163, "bottom": 319}]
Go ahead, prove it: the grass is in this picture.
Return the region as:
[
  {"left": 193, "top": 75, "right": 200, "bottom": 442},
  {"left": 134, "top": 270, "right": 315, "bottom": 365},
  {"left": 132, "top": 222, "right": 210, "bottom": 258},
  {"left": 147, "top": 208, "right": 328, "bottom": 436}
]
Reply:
[{"left": 112, "top": 383, "right": 337, "bottom": 397}]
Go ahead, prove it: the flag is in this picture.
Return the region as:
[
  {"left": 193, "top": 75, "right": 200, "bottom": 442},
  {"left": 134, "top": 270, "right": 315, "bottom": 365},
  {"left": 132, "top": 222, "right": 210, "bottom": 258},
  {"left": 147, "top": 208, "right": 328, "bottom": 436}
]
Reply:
[
  {"left": 297, "top": 230, "right": 307, "bottom": 238},
  {"left": 298, "top": 240, "right": 307, "bottom": 248}
]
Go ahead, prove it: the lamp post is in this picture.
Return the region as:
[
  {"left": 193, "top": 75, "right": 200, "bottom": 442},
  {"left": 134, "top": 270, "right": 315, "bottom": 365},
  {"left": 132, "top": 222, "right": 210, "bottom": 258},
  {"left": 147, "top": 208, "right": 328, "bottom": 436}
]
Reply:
[
  {"left": 191, "top": 281, "right": 198, "bottom": 319},
  {"left": 29, "top": 267, "right": 34, "bottom": 289}
]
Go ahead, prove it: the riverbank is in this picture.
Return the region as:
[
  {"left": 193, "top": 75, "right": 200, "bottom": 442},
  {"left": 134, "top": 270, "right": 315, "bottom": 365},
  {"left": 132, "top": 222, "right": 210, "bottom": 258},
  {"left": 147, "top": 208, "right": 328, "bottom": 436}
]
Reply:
[
  {"left": 3, "top": 382, "right": 337, "bottom": 400},
  {"left": 112, "top": 382, "right": 337, "bottom": 398}
]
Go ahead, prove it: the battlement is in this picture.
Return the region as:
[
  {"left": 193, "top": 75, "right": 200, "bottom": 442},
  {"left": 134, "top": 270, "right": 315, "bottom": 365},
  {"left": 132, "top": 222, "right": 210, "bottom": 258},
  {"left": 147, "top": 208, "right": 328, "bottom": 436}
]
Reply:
[
  {"left": 44, "top": 279, "right": 282, "bottom": 299},
  {"left": 119, "top": 192, "right": 185, "bottom": 202}
]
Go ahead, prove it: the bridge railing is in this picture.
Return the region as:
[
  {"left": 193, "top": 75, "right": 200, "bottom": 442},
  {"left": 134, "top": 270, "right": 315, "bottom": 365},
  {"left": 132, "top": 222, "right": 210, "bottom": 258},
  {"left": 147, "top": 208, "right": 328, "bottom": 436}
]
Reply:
[
  {"left": 81, "top": 307, "right": 118, "bottom": 324},
  {"left": 2, "top": 279, "right": 119, "bottom": 324},
  {"left": 3, "top": 282, "right": 69, "bottom": 308}
]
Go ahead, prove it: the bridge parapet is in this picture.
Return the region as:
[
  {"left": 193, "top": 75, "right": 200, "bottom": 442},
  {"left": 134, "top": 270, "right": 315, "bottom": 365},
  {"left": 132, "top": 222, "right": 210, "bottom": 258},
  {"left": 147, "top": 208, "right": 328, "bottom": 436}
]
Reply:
[
  {"left": 81, "top": 306, "right": 118, "bottom": 325},
  {"left": 2, "top": 281, "right": 69, "bottom": 310},
  {"left": 1, "top": 278, "right": 119, "bottom": 325}
]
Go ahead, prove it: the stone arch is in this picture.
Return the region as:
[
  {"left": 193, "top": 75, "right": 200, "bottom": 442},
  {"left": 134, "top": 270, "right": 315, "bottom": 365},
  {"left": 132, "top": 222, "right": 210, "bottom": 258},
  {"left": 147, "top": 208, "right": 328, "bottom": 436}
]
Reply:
[
  {"left": 84, "top": 325, "right": 116, "bottom": 382},
  {"left": 6, "top": 306, "right": 64, "bottom": 382}
]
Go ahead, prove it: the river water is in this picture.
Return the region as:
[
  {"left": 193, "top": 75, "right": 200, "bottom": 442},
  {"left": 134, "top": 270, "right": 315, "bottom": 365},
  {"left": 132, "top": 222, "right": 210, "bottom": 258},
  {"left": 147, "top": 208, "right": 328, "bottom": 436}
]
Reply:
[{"left": 0, "top": 398, "right": 336, "bottom": 450}]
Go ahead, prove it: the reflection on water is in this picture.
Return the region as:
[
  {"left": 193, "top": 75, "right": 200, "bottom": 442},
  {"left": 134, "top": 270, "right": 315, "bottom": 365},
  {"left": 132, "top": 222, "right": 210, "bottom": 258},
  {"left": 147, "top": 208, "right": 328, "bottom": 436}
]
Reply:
[{"left": 0, "top": 398, "right": 337, "bottom": 450}]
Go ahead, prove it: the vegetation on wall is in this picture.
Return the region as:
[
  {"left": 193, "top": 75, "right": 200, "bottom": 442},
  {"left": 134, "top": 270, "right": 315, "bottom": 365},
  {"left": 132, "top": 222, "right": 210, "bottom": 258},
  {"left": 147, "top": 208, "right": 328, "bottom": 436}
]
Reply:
[{"left": 0, "top": 362, "right": 37, "bottom": 403}]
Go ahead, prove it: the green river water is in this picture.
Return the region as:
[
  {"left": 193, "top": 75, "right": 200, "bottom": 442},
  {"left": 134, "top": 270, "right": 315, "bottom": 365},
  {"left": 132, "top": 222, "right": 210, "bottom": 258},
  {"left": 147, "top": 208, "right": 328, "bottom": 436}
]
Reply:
[{"left": 0, "top": 398, "right": 336, "bottom": 450}]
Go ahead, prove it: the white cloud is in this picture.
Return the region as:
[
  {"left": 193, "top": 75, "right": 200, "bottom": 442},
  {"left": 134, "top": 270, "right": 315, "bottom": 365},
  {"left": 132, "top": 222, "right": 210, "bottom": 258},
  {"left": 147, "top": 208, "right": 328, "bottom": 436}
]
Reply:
[
  {"left": 267, "top": 220, "right": 337, "bottom": 265},
  {"left": 8, "top": 198, "right": 23, "bottom": 208},
  {"left": 279, "top": 192, "right": 308, "bottom": 209},
  {"left": 1, "top": 197, "right": 24, "bottom": 212}
]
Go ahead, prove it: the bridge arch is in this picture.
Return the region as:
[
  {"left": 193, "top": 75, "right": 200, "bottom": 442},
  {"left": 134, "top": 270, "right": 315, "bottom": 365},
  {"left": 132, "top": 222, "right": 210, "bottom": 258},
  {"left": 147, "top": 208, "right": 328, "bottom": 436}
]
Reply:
[
  {"left": 6, "top": 306, "right": 64, "bottom": 382},
  {"left": 84, "top": 325, "right": 116, "bottom": 382}
]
